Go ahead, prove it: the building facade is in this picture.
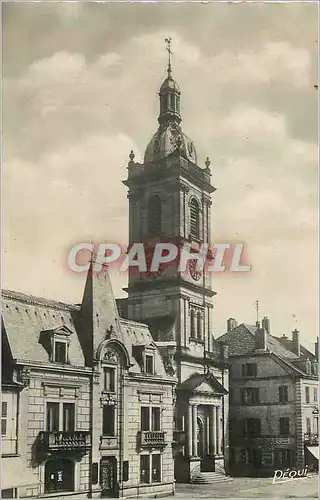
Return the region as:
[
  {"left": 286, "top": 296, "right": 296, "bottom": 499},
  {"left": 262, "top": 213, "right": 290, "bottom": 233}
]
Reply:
[
  {"left": 120, "top": 54, "right": 229, "bottom": 483},
  {"left": 2, "top": 263, "right": 176, "bottom": 498},
  {"left": 1, "top": 380, "right": 40, "bottom": 498},
  {"left": 217, "top": 319, "right": 319, "bottom": 476}
]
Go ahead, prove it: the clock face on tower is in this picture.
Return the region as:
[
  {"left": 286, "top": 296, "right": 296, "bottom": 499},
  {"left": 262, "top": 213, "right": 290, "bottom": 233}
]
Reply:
[{"left": 188, "top": 259, "right": 202, "bottom": 281}]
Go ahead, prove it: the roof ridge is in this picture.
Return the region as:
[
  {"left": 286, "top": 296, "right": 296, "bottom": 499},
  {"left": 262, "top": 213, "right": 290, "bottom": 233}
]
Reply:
[{"left": 2, "top": 289, "right": 79, "bottom": 312}]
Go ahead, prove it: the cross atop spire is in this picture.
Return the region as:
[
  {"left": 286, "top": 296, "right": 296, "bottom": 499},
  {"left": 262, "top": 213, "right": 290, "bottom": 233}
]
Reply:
[{"left": 165, "top": 37, "right": 172, "bottom": 77}]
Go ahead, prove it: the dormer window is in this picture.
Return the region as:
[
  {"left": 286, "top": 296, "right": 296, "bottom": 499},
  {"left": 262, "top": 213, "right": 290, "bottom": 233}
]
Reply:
[
  {"left": 145, "top": 355, "right": 154, "bottom": 374},
  {"left": 54, "top": 341, "right": 67, "bottom": 363},
  {"left": 132, "top": 344, "right": 156, "bottom": 375},
  {"left": 40, "top": 325, "right": 72, "bottom": 364}
]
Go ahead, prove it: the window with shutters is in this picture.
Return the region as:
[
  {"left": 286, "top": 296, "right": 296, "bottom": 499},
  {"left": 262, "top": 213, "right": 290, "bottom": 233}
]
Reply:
[
  {"left": 279, "top": 417, "right": 290, "bottom": 436},
  {"left": 244, "top": 418, "right": 261, "bottom": 438},
  {"left": 278, "top": 385, "right": 288, "bottom": 403},
  {"left": 190, "top": 198, "right": 200, "bottom": 238},
  {"left": 1, "top": 402, "right": 8, "bottom": 436},
  {"left": 241, "top": 363, "right": 257, "bottom": 377},
  {"left": 240, "top": 388, "right": 259, "bottom": 405},
  {"left": 147, "top": 196, "right": 162, "bottom": 235}
]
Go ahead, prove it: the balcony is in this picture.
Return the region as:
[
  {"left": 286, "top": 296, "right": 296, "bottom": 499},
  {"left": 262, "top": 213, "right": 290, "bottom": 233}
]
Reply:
[
  {"left": 173, "top": 430, "right": 186, "bottom": 446},
  {"left": 304, "top": 433, "right": 319, "bottom": 445},
  {"left": 139, "top": 431, "right": 166, "bottom": 448},
  {"left": 38, "top": 431, "right": 91, "bottom": 451}
]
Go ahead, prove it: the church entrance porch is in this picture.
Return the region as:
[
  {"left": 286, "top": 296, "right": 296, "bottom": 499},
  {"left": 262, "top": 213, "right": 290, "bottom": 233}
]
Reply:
[
  {"left": 174, "top": 401, "right": 225, "bottom": 482},
  {"left": 173, "top": 371, "right": 228, "bottom": 483}
]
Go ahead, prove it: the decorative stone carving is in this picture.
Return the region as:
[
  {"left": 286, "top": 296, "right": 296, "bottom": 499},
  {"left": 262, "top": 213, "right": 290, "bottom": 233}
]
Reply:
[
  {"left": 103, "top": 348, "right": 118, "bottom": 364},
  {"left": 162, "top": 349, "right": 176, "bottom": 377},
  {"left": 18, "top": 368, "right": 31, "bottom": 387},
  {"left": 100, "top": 394, "right": 117, "bottom": 407}
]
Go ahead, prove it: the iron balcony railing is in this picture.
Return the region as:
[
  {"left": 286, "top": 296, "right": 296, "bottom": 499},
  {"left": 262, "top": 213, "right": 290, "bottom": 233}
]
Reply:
[
  {"left": 38, "top": 431, "right": 91, "bottom": 450},
  {"left": 139, "top": 431, "right": 166, "bottom": 447}
]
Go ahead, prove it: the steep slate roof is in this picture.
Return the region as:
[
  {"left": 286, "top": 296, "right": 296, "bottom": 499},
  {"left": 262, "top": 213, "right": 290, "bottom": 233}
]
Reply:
[
  {"left": 217, "top": 323, "right": 300, "bottom": 359},
  {"left": 2, "top": 264, "right": 171, "bottom": 379},
  {"left": 2, "top": 290, "right": 85, "bottom": 366},
  {"left": 273, "top": 335, "right": 315, "bottom": 359}
]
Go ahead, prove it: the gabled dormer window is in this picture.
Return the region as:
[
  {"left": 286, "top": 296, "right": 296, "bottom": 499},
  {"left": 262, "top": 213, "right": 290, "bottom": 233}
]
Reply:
[{"left": 40, "top": 325, "right": 73, "bottom": 364}]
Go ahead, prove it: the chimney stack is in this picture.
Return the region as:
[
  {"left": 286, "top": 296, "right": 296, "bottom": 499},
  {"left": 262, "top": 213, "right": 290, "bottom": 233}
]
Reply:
[
  {"left": 227, "top": 318, "right": 238, "bottom": 332},
  {"left": 292, "top": 329, "right": 300, "bottom": 356},
  {"left": 255, "top": 325, "right": 267, "bottom": 351},
  {"left": 261, "top": 316, "right": 270, "bottom": 334},
  {"left": 315, "top": 338, "right": 319, "bottom": 360}
]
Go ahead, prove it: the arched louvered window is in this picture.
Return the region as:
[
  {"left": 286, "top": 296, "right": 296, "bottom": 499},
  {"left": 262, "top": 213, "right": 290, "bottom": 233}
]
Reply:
[
  {"left": 190, "top": 198, "right": 200, "bottom": 238},
  {"left": 190, "top": 309, "right": 196, "bottom": 338},
  {"left": 147, "top": 195, "right": 162, "bottom": 235},
  {"left": 197, "top": 311, "right": 202, "bottom": 339},
  {"left": 170, "top": 93, "right": 175, "bottom": 110}
]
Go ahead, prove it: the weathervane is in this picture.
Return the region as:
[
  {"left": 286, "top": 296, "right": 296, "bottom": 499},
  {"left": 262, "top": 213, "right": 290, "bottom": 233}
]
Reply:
[{"left": 165, "top": 37, "right": 172, "bottom": 76}]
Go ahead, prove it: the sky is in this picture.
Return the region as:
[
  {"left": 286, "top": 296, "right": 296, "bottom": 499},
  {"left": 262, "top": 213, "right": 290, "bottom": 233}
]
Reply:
[{"left": 2, "top": 2, "right": 318, "bottom": 348}]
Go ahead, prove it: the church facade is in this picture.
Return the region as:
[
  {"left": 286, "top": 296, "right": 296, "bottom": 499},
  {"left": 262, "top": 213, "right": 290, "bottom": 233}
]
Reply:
[{"left": 120, "top": 51, "right": 230, "bottom": 483}]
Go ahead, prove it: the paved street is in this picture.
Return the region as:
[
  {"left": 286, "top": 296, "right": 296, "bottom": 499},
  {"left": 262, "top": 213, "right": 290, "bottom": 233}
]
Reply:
[{"left": 173, "top": 474, "right": 318, "bottom": 499}]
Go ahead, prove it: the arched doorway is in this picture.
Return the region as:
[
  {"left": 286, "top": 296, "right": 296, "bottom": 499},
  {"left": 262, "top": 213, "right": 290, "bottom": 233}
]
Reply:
[
  {"left": 197, "top": 417, "right": 204, "bottom": 458},
  {"left": 44, "top": 458, "right": 74, "bottom": 493}
]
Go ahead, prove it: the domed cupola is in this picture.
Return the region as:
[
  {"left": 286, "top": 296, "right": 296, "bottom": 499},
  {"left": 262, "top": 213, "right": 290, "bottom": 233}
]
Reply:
[
  {"left": 144, "top": 38, "right": 197, "bottom": 165},
  {"left": 158, "top": 62, "right": 181, "bottom": 125}
]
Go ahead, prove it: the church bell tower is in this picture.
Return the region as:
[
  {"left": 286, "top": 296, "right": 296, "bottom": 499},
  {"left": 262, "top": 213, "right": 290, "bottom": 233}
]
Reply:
[
  {"left": 123, "top": 39, "right": 229, "bottom": 483},
  {"left": 123, "top": 38, "right": 216, "bottom": 369}
]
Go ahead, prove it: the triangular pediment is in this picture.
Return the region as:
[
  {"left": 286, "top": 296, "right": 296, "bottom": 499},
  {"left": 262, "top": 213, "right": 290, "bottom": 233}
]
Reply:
[
  {"left": 41, "top": 325, "right": 73, "bottom": 337},
  {"left": 177, "top": 372, "right": 228, "bottom": 395},
  {"left": 197, "top": 381, "right": 216, "bottom": 393},
  {"left": 52, "top": 325, "right": 73, "bottom": 336}
]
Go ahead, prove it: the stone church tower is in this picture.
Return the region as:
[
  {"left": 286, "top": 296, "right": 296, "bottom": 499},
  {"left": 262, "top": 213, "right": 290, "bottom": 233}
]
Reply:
[{"left": 122, "top": 44, "right": 229, "bottom": 483}]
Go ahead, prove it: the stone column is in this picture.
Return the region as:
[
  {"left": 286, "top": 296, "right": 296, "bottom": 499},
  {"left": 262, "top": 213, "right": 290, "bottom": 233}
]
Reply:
[
  {"left": 206, "top": 414, "right": 210, "bottom": 455},
  {"left": 209, "top": 406, "right": 216, "bottom": 455},
  {"left": 216, "top": 406, "right": 222, "bottom": 456},
  {"left": 192, "top": 404, "right": 198, "bottom": 457},
  {"left": 187, "top": 405, "right": 192, "bottom": 457}
]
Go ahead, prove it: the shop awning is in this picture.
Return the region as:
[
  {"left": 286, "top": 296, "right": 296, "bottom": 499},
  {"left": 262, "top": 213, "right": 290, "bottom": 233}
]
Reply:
[
  {"left": 306, "top": 446, "right": 319, "bottom": 460},
  {"left": 1, "top": 457, "right": 40, "bottom": 490}
]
